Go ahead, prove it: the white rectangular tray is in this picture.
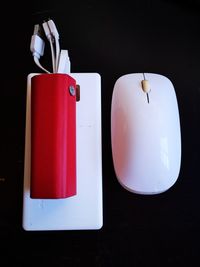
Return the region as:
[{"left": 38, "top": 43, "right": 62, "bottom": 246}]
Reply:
[{"left": 22, "top": 73, "right": 103, "bottom": 230}]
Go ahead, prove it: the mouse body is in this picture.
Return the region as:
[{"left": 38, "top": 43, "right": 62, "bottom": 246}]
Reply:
[{"left": 111, "top": 73, "right": 181, "bottom": 194}]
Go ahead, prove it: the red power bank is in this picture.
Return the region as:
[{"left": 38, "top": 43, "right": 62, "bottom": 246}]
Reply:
[{"left": 30, "top": 73, "right": 76, "bottom": 199}]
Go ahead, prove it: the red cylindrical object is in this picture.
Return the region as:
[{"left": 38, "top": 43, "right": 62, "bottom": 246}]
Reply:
[{"left": 30, "top": 73, "right": 76, "bottom": 199}]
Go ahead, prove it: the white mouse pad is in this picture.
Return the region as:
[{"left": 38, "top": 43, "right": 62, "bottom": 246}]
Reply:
[{"left": 22, "top": 73, "right": 103, "bottom": 230}]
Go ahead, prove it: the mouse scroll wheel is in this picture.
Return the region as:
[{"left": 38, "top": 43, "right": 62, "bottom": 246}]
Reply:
[{"left": 141, "top": 80, "right": 150, "bottom": 93}]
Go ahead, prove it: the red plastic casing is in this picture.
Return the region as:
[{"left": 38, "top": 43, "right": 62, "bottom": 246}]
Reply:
[{"left": 30, "top": 73, "right": 76, "bottom": 199}]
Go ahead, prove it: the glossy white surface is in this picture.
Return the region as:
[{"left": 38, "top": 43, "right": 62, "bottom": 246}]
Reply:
[
  {"left": 111, "top": 73, "right": 181, "bottom": 194},
  {"left": 23, "top": 73, "right": 103, "bottom": 230}
]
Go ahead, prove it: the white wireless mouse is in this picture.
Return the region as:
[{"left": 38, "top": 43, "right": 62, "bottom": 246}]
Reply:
[{"left": 111, "top": 73, "right": 181, "bottom": 194}]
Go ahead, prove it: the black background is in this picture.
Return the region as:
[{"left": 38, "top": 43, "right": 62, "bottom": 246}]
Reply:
[{"left": 0, "top": 0, "right": 200, "bottom": 266}]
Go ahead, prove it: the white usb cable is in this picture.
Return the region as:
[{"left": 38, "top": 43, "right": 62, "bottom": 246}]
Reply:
[
  {"left": 30, "top": 24, "right": 50, "bottom": 73},
  {"left": 42, "top": 21, "right": 56, "bottom": 73},
  {"left": 30, "top": 20, "right": 70, "bottom": 74},
  {"left": 46, "top": 19, "right": 60, "bottom": 72}
]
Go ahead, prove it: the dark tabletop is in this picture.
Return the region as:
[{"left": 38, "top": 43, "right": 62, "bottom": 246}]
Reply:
[{"left": 0, "top": 0, "right": 200, "bottom": 266}]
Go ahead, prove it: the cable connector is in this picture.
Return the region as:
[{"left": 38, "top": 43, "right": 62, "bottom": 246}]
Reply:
[
  {"left": 57, "top": 50, "right": 71, "bottom": 74},
  {"left": 42, "top": 19, "right": 59, "bottom": 73},
  {"left": 30, "top": 24, "right": 45, "bottom": 59},
  {"left": 42, "top": 21, "right": 52, "bottom": 41},
  {"left": 47, "top": 19, "right": 60, "bottom": 72},
  {"left": 33, "top": 24, "right": 43, "bottom": 38},
  {"left": 46, "top": 19, "right": 59, "bottom": 39}
]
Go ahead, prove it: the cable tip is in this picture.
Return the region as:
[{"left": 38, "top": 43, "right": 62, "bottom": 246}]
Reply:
[{"left": 33, "top": 24, "right": 44, "bottom": 38}]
